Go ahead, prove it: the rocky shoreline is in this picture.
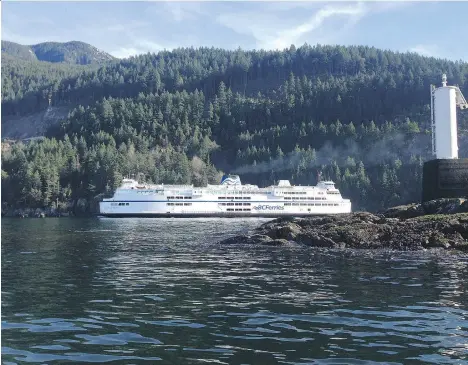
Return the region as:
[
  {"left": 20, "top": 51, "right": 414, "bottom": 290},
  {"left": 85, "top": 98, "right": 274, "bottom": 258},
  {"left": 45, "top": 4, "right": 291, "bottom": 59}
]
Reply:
[
  {"left": 219, "top": 198, "right": 468, "bottom": 251},
  {"left": 1, "top": 196, "right": 103, "bottom": 218}
]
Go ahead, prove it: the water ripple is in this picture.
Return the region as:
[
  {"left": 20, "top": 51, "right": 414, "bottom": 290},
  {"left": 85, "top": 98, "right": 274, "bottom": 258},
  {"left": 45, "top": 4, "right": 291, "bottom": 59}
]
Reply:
[{"left": 2, "top": 218, "right": 468, "bottom": 364}]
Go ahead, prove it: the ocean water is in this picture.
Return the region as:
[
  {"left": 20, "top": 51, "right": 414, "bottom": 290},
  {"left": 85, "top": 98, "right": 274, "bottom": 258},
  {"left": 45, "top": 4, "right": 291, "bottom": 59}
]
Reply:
[{"left": 2, "top": 217, "right": 468, "bottom": 364}]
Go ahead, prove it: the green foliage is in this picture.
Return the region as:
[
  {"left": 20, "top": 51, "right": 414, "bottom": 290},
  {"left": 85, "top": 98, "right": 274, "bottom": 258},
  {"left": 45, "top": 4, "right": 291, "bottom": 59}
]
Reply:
[
  {"left": 1, "top": 53, "right": 95, "bottom": 114},
  {"left": 1, "top": 137, "right": 221, "bottom": 210},
  {"left": 2, "top": 43, "right": 468, "bottom": 212}
]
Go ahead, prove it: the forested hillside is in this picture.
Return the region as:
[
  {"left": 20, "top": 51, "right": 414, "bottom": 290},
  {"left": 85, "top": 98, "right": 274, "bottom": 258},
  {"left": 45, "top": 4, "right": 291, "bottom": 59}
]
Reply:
[{"left": 2, "top": 43, "right": 468, "bottom": 214}]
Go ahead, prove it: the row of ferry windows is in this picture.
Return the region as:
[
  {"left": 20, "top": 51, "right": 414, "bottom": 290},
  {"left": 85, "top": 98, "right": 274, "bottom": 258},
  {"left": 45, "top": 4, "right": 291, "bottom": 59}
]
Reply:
[
  {"left": 219, "top": 203, "right": 251, "bottom": 206},
  {"left": 280, "top": 192, "right": 324, "bottom": 195},
  {"left": 111, "top": 203, "right": 129, "bottom": 206},
  {"left": 226, "top": 208, "right": 251, "bottom": 212},
  {"left": 195, "top": 191, "right": 271, "bottom": 195},
  {"left": 285, "top": 197, "right": 327, "bottom": 200},
  {"left": 167, "top": 196, "right": 192, "bottom": 200},
  {"left": 167, "top": 203, "right": 192, "bottom": 206},
  {"left": 284, "top": 203, "right": 339, "bottom": 206},
  {"left": 218, "top": 196, "right": 251, "bottom": 200}
]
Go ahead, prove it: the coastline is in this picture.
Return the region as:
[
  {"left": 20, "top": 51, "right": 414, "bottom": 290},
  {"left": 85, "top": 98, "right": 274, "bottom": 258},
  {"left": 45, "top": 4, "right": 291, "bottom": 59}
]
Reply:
[
  {"left": 219, "top": 198, "right": 468, "bottom": 251},
  {"left": 4, "top": 197, "right": 468, "bottom": 252},
  {"left": 1, "top": 197, "right": 101, "bottom": 218}
]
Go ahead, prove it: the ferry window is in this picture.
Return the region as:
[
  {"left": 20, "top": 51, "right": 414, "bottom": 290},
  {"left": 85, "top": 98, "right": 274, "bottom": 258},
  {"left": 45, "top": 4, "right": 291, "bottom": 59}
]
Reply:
[
  {"left": 126, "top": 203, "right": 129, "bottom": 206},
  {"left": 227, "top": 208, "right": 233, "bottom": 211},
  {"left": 245, "top": 197, "right": 251, "bottom": 200},
  {"left": 243, "top": 203, "right": 250, "bottom": 206},
  {"left": 184, "top": 203, "right": 191, "bottom": 206},
  {"left": 219, "top": 197, "right": 225, "bottom": 199}
]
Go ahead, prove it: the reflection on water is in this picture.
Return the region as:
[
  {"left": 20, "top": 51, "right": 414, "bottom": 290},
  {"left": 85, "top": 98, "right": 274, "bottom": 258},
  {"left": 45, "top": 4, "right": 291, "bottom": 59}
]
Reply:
[{"left": 2, "top": 218, "right": 468, "bottom": 364}]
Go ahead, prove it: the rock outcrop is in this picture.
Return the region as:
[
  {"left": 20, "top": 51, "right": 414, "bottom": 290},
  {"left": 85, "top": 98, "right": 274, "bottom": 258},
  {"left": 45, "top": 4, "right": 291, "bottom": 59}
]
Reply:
[
  {"left": 380, "top": 198, "right": 468, "bottom": 219},
  {"left": 219, "top": 199, "right": 468, "bottom": 251},
  {"left": 1, "top": 194, "right": 104, "bottom": 218}
]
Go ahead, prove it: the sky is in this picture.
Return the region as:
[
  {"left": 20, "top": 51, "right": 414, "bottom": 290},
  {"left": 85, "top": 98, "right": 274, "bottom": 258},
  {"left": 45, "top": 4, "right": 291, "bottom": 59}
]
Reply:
[{"left": 2, "top": 1, "right": 468, "bottom": 61}]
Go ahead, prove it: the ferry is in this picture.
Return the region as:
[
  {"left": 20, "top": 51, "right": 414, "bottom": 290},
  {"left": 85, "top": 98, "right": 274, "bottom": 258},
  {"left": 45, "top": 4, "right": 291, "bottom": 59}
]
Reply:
[{"left": 98, "top": 174, "right": 352, "bottom": 217}]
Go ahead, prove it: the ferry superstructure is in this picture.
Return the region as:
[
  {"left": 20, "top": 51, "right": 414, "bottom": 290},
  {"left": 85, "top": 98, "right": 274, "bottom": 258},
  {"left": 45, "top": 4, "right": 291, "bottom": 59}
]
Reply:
[{"left": 99, "top": 175, "right": 352, "bottom": 217}]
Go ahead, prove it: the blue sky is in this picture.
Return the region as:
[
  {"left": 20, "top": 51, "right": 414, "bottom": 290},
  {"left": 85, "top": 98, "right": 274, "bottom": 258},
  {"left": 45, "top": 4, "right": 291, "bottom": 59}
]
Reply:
[{"left": 2, "top": 1, "right": 468, "bottom": 61}]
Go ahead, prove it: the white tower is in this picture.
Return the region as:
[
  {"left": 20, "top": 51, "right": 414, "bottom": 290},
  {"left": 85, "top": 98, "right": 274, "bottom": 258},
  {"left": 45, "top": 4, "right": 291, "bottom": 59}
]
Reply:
[{"left": 431, "top": 74, "right": 468, "bottom": 159}]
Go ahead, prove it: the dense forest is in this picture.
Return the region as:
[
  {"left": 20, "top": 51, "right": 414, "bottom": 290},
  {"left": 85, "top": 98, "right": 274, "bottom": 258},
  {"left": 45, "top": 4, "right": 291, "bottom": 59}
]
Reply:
[{"left": 2, "top": 42, "right": 468, "bottom": 213}]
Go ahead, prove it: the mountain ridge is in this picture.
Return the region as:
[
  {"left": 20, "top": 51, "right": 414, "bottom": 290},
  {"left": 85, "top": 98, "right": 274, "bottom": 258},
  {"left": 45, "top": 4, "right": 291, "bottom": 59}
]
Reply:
[{"left": 1, "top": 40, "right": 115, "bottom": 65}]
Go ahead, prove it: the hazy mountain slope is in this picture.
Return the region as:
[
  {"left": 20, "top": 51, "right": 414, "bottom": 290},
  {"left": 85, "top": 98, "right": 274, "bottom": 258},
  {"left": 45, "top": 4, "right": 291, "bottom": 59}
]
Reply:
[
  {"left": 1, "top": 106, "right": 70, "bottom": 139},
  {"left": 1, "top": 40, "right": 37, "bottom": 61},
  {"left": 30, "top": 41, "right": 115, "bottom": 65},
  {"left": 2, "top": 40, "right": 115, "bottom": 65}
]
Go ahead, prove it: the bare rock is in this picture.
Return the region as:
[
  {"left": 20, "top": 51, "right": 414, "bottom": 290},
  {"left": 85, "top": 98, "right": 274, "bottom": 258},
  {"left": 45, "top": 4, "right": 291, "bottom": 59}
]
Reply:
[{"left": 219, "top": 203, "right": 468, "bottom": 251}]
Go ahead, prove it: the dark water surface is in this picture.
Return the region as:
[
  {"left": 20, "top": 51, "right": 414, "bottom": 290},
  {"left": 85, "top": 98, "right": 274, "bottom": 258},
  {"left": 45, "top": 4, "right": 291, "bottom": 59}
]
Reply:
[{"left": 2, "top": 218, "right": 468, "bottom": 364}]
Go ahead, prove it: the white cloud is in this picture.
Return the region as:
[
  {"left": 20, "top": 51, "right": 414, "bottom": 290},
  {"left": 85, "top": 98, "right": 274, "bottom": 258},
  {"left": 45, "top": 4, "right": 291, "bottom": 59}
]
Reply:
[
  {"left": 110, "top": 47, "right": 141, "bottom": 59},
  {"left": 106, "top": 20, "right": 150, "bottom": 33},
  {"left": 409, "top": 44, "right": 441, "bottom": 58},
  {"left": 110, "top": 39, "right": 174, "bottom": 58},
  {"left": 157, "top": 1, "right": 205, "bottom": 22},
  {"left": 271, "top": 3, "right": 367, "bottom": 49},
  {"left": 216, "top": 2, "right": 369, "bottom": 50},
  {"left": 137, "top": 39, "right": 172, "bottom": 52}
]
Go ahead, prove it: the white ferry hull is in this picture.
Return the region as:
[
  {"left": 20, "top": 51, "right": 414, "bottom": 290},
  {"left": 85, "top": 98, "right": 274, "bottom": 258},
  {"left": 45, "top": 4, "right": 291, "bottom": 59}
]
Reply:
[
  {"left": 99, "top": 175, "right": 352, "bottom": 218},
  {"left": 98, "top": 200, "right": 352, "bottom": 218}
]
